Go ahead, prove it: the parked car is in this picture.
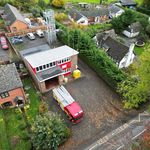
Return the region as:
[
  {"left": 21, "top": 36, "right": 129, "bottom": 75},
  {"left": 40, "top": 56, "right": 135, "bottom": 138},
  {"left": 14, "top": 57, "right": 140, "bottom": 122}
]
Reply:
[
  {"left": 13, "top": 36, "right": 23, "bottom": 39},
  {"left": 12, "top": 38, "right": 23, "bottom": 44},
  {"left": 36, "top": 29, "right": 44, "bottom": 38},
  {"left": 0, "top": 36, "right": 9, "bottom": 50},
  {"left": 27, "top": 33, "right": 35, "bottom": 40}
]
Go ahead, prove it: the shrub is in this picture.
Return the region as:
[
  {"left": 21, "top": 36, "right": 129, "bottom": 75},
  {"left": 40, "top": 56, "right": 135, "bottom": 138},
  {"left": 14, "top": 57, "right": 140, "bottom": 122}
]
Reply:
[
  {"left": 31, "top": 112, "right": 70, "bottom": 150},
  {"left": 55, "top": 13, "right": 67, "bottom": 21},
  {"left": 52, "top": 0, "right": 65, "bottom": 8},
  {"left": 39, "top": 101, "right": 48, "bottom": 114}
]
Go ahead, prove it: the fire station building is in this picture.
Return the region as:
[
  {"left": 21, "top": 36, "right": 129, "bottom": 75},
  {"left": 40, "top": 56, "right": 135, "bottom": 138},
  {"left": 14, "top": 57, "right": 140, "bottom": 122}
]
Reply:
[{"left": 20, "top": 45, "right": 79, "bottom": 93}]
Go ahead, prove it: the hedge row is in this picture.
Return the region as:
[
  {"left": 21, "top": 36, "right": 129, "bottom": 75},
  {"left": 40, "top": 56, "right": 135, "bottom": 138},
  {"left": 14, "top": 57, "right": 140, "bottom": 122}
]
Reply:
[{"left": 56, "top": 22, "right": 127, "bottom": 88}]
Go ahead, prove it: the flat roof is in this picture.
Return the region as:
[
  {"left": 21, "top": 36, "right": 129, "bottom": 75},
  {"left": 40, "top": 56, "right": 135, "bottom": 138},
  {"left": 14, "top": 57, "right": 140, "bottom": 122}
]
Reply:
[
  {"left": 36, "top": 66, "right": 63, "bottom": 82},
  {"left": 23, "top": 45, "right": 79, "bottom": 68}
]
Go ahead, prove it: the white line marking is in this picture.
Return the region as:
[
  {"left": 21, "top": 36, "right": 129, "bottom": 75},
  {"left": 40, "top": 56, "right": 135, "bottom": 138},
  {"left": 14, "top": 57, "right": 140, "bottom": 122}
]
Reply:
[
  {"left": 116, "top": 145, "right": 124, "bottom": 150},
  {"left": 132, "top": 129, "right": 146, "bottom": 140}
]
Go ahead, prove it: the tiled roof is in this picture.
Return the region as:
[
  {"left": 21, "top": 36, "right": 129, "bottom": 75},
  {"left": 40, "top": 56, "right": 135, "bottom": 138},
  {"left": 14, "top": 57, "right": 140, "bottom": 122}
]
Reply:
[
  {"left": 119, "top": 0, "right": 136, "bottom": 6},
  {"left": 69, "top": 9, "right": 84, "bottom": 21},
  {"left": 108, "top": 5, "right": 123, "bottom": 14},
  {"left": 96, "top": 32, "right": 129, "bottom": 62},
  {"left": 81, "top": 8, "right": 109, "bottom": 17},
  {"left": 4, "top": 3, "right": 26, "bottom": 25},
  {"left": 105, "top": 37, "right": 129, "bottom": 62},
  {"left": 0, "top": 63, "right": 23, "bottom": 93},
  {"left": 126, "top": 22, "right": 141, "bottom": 33}
]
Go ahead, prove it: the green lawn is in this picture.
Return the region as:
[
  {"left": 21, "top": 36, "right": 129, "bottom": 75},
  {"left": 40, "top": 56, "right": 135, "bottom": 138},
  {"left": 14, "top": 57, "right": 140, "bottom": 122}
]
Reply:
[
  {"left": 134, "top": 42, "right": 150, "bottom": 56},
  {"left": 0, "top": 78, "right": 41, "bottom": 150}
]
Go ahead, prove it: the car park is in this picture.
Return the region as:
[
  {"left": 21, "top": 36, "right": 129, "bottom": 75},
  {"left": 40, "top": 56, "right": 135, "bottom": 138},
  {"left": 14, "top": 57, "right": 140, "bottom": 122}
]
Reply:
[
  {"left": 36, "top": 29, "right": 44, "bottom": 38},
  {"left": 0, "top": 36, "right": 9, "bottom": 50},
  {"left": 27, "top": 33, "right": 35, "bottom": 40}
]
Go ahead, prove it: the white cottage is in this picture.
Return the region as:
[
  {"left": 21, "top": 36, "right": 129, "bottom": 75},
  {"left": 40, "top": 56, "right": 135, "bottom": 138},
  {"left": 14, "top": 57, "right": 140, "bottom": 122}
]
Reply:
[
  {"left": 95, "top": 32, "right": 135, "bottom": 68},
  {"left": 123, "top": 22, "right": 141, "bottom": 38}
]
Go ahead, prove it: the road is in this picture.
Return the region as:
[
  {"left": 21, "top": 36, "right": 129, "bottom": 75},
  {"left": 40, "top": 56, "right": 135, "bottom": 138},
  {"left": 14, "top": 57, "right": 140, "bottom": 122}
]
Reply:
[{"left": 85, "top": 111, "right": 150, "bottom": 150}]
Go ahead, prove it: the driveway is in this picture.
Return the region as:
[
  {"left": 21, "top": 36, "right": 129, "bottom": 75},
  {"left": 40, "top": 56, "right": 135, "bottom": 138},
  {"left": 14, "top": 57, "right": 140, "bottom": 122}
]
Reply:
[{"left": 44, "top": 59, "right": 139, "bottom": 150}]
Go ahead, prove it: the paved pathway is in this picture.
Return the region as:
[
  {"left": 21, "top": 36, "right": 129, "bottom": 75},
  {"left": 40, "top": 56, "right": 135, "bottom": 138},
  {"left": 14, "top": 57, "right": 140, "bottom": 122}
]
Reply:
[{"left": 85, "top": 111, "right": 150, "bottom": 150}]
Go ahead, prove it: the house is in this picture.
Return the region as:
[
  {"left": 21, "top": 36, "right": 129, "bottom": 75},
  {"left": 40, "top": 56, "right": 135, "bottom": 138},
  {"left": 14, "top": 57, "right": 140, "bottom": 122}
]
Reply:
[
  {"left": 119, "top": 0, "right": 137, "bottom": 7},
  {"left": 95, "top": 31, "right": 135, "bottom": 68},
  {"left": 108, "top": 5, "right": 124, "bottom": 18},
  {"left": 68, "top": 8, "right": 109, "bottom": 25},
  {"left": 68, "top": 9, "right": 88, "bottom": 25},
  {"left": 3, "top": 4, "right": 28, "bottom": 32},
  {"left": 0, "top": 63, "right": 26, "bottom": 108},
  {"left": 20, "top": 44, "right": 79, "bottom": 93},
  {"left": 123, "top": 22, "right": 141, "bottom": 38}
]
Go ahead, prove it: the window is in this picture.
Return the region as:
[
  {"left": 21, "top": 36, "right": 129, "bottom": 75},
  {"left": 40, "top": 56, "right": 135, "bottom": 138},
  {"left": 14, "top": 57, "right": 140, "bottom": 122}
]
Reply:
[
  {"left": 53, "top": 62, "right": 56, "bottom": 66},
  {"left": 47, "top": 64, "right": 49, "bottom": 68},
  {"left": 50, "top": 62, "right": 53, "bottom": 67},
  {"left": 39, "top": 66, "right": 42, "bottom": 70},
  {"left": 43, "top": 65, "right": 46, "bottom": 69},
  {"left": 0, "top": 92, "right": 9, "bottom": 99},
  {"left": 36, "top": 67, "right": 39, "bottom": 72}
]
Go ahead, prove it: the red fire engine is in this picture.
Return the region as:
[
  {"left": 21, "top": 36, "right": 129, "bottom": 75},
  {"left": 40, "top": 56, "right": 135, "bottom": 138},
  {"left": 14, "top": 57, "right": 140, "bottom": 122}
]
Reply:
[{"left": 52, "top": 86, "right": 83, "bottom": 124}]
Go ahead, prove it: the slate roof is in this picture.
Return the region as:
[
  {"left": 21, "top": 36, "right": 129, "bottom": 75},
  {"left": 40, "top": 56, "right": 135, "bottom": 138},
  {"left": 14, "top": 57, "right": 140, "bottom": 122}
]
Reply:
[
  {"left": 36, "top": 66, "right": 63, "bottom": 82},
  {"left": 126, "top": 22, "right": 141, "bottom": 33},
  {"left": 69, "top": 9, "right": 84, "bottom": 21},
  {"left": 96, "top": 33, "right": 129, "bottom": 62},
  {"left": 119, "top": 0, "right": 136, "bottom": 6},
  {"left": 4, "top": 4, "right": 26, "bottom": 25},
  {"left": 81, "top": 8, "right": 109, "bottom": 17},
  {"left": 0, "top": 63, "right": 23, "bottom": 93},
  {"left": 108, "top": 5, "right": 123, "bottom": 14},
  {"left": 104, "top": 37, "right": 129, "bottom": 62}
]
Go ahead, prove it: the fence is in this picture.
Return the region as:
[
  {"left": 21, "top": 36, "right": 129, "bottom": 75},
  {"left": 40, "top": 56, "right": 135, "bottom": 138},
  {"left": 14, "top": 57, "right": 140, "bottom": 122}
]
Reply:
[{"left": 5, "top": 25, "right": 47, "bottom": 37}]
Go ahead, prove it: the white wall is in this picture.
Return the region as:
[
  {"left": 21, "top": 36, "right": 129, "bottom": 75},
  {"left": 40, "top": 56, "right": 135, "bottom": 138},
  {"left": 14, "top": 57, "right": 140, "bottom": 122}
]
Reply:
[
  {"left": 77, "top": 17, "right": 88, "bottom": 25},
  {"left": 109, "top": 9, "right": 124, "bottom": 18},
  {"left": 118, "top": 43, "right": 135, "bottom": 68},
  {"left": 123, "top": 30, "right": 139, "bottom": 38}
]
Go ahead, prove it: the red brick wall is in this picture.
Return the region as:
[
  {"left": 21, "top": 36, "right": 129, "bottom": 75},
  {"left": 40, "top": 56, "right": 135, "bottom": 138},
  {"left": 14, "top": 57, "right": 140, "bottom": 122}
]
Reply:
[
  {"left": 0, "top": 87, "right": 26, "bottom": 108},
  {"left": 10, "top": 20, "right": 28, "bottom": 32}
]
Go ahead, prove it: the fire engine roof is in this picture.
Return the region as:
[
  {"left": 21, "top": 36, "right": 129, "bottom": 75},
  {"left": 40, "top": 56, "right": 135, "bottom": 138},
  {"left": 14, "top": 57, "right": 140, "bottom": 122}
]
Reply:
[
  {"left": 23, "top": 45, "right": 79, "bottom": 68},
  {"left": 66, "top": 102, "right": 83, "bottom": 118}
]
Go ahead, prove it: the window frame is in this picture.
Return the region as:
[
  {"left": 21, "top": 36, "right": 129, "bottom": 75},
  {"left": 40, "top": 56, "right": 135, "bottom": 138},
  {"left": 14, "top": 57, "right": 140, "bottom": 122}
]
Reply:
[{"left": 0, "top": 92, "right": 9, "bottom": 99}]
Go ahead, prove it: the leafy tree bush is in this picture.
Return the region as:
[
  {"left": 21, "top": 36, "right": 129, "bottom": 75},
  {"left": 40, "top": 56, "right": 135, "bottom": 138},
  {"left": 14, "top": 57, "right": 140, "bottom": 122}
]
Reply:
[
  {"left": 52, "top": 0, "right": 65, "bottom": 8},
  {"left": 38, "top": 0, "right": 47, "bottom": 9},
  {"left": 55, "top": 13, "right": 67, "bottom": 21},
  {"left": 31, "top": 112, "right": 70, "bottom": 150},
  {"left": 29, "top": 5, "right": 42, "bottom": 17},
  {"left": 118, "top": 46, "right": 150, "bottom": 108},
  {"left": 111, "top": 9, "right": 136, "bottom": 33}
]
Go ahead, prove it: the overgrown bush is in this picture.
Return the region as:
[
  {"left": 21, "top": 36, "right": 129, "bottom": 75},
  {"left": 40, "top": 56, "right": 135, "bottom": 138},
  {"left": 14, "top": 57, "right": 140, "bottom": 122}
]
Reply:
[{"left": 31, "top": 112, "right": 70, "bottom": 150}]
